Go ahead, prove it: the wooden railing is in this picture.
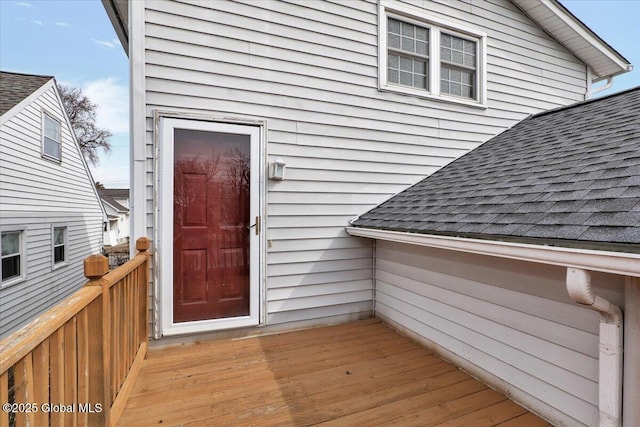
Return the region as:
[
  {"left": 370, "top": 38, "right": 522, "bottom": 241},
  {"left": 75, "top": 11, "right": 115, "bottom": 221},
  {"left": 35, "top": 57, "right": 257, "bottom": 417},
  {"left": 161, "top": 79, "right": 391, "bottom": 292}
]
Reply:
[{"left": 0, "top": 237, "right": 151, "bottom": 427}]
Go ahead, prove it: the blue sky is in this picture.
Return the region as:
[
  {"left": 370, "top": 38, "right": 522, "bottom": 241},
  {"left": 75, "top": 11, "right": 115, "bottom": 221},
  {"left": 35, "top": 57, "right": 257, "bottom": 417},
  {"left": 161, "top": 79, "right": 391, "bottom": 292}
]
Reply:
[{"left": 1, "top": 0, "right": 639, "bottom": 188}]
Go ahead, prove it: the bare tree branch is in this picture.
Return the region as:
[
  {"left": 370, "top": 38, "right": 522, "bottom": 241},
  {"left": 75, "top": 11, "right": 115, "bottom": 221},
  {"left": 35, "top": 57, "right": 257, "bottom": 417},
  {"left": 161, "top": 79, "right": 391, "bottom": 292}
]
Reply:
[{"left": 58, "top": 84, "right": 112, "bottom": 166}]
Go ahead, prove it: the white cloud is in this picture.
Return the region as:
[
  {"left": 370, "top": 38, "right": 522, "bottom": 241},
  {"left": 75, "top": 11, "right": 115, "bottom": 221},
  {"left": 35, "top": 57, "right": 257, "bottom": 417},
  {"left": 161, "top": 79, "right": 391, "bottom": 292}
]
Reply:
[
  {"left": 16, "top": 2, "right": 33, "bottom": 7},
  {"left": 83, "top": 78, "right": 129, "bottom": 135},
  {"left": 32, "top": 20, "right": 43, "bottom": 25},
  {"left": 92, "top": 38, "right": 120, "bottom": 49},
  {"left": 89, "top": 162, "right": 130, "bottom": 188},
  {"left": 55, "top": 22, "right": 70, "bottom": 27}
]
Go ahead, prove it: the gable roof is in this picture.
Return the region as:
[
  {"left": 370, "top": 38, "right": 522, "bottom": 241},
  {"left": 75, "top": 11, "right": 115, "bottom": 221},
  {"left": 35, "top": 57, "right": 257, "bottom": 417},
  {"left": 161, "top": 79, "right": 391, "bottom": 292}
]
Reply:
[
  {"left": 352, "top": 87, "right": 640, "bottom": 251},
  {"left": 0, "top": 71, "right": 53, "bottom": 116},
  {"left": 98, "top": 188, "right": 130, "bottom": 213}
]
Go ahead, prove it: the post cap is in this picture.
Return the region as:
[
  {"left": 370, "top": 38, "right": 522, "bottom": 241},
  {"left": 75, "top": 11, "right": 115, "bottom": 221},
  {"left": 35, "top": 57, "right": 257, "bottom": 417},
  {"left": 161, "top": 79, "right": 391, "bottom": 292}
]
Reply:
[{"left": 84, "top": 254, "right": 109, "bottom": 279}]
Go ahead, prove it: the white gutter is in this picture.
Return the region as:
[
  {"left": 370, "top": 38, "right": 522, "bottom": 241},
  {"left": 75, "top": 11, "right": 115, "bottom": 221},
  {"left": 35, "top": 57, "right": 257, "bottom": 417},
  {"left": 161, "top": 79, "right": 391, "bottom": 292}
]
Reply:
[
  {"left": 345, "top": 227, "right": 640, "bottom": 278},
  {"left": 566, "top": 268, "right": 623, "bottom": 427}
]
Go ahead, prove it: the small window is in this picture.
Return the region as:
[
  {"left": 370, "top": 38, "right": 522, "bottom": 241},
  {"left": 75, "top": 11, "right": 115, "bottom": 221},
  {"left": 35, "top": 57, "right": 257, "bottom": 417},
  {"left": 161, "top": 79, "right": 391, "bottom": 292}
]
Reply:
[
  {"left": 43, "top": 112, "right": 61, "bottom": 160},
  {"left": 1, "top": 231, "right": 23, "bottom": 283},
  {"left": 379, "top": 1, "right": 486, "bottom": 106},
  {"left": 53, "top": 227, "right": 67, "bottom": 265}
]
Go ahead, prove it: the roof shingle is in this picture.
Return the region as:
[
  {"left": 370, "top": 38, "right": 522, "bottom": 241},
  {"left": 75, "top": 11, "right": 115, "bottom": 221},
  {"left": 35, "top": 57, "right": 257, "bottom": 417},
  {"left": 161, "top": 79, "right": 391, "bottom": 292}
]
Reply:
[
  {"left": 0, "top": 71, "right": 53, "bottom": 116},
  {"left": 353, "top": 87, "right": 640, "bottom": 250}
]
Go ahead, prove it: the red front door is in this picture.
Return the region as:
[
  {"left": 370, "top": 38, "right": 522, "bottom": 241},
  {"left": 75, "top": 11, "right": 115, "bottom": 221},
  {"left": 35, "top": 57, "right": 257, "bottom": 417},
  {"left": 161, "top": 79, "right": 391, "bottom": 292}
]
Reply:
[{"left": 173, "top": 129, "right": 251, "bottom": 323}]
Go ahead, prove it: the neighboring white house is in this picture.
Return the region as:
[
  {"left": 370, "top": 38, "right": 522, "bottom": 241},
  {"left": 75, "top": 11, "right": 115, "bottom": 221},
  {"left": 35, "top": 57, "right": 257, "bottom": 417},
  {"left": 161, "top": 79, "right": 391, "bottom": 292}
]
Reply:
[
  {"left": 101, "top": 0, "right": 632, "bottom": 424},
  {"left": 99, "top": 188, "right": 130, "bottom": 246},
  {"left": 0, "top": 71, "right": 106, "bottom": 338}
]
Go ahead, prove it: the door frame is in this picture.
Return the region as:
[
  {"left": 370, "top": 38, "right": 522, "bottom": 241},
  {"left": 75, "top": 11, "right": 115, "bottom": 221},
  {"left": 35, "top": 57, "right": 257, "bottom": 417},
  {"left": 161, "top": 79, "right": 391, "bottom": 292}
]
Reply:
[{"left": 158, "top": 114, "right": 264, "bottom": 337}]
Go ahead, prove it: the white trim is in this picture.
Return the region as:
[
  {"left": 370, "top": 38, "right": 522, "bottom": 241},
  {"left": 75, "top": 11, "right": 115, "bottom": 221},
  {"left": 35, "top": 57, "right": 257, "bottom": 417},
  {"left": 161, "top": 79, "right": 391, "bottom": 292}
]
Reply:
[
  {"left": 378, "top": 0, "right": 487, "bottom": 108},
  {"left": 159, "top": 118, "right": 262, "bottom": 337},
  {"left": 539, "top": 0, "right": 630, "bottom": 74},
  {"left": 129, "top": 0, "right": 146, "bottom": 257},
  {"left": 511, "top": 0, "right": 631, "bottom": 79},
  {"left": 345, "top": 227, "right": 640, "bottom": 277},
  {"left": 1, "top": 227, "right": 27, "bottom": 288}
]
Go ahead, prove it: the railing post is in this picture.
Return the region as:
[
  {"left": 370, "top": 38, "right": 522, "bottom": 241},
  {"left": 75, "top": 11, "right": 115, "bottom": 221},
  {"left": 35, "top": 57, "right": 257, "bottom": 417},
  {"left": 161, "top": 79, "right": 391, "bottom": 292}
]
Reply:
[
  {"left": 135, "top": 238, "right": 151, "bottom": 343},
  {"left": 84, "top": 254, "right": 111, "bottom": 425}
]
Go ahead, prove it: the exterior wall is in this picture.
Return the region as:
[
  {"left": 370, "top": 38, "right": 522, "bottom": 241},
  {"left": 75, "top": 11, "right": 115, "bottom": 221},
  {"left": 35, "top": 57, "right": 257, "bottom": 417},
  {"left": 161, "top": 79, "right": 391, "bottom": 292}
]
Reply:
[
  {"left": 0, "top": 84, "right": 104, "bottom": 338},
  {"left": 373, "top": 239, "right": 625, "bottom": 427},
  {"left": 137, "top": 0, "right": 588, "bottom": 331}
]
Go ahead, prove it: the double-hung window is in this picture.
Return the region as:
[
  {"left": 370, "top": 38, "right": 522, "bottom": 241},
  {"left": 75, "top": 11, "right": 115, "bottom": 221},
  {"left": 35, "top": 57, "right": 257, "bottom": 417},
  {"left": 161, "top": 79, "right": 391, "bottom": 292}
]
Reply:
[
  {"left": 380, "top": 1, "right": 486, "bottom": 106},
  {"left": 53, "top": 226, "right": 67, "bottom": 267},
  {"left": 43, "top": 112, "right": 62, "bottom": 161},
  {"left": 1, "top": 230, "right": 24, "bottom": 285}
]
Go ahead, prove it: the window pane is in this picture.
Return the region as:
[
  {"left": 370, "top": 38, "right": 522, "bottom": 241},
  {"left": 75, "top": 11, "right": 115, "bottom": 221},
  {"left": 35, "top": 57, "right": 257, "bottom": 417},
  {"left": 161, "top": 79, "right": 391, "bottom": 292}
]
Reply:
[
  {"left": 2, "top": 256, "right": 20, "bottom": 281},
  {"left": 441, "top": 47, "right": 451, "bottom": 62},
  {"left": 388, "top": 68, "right": 399, "bottom": 83},
  {"left": 401, "top": 22, "right": 413, "bottom": 37},
  {"left": 414, "top": 75, "right": 426, "bottom": 89},
  {"left": 416, "top": 41, "right": 428, "bottom": 56},
  {"left": 400, "top": 71, "right": 413, "bottom": 86},
  {"left": 54, "top": 246, "right": 65, "bottom": 263},
  {"left": 415, "top": 27, "right": 428, "bottom": 41},
  {"left": 402, "top": 37, "right": 414, "bottom": 52},
  {"left": 464, "top": 39, "right": 475, "bottom": 53},
  {"left": 44, "top": 115, "right": 60, "bottom": 140},
  {"left": 44, "top": 137, "right": 61, "bottom": 159},
  {"left": 400, "top": 56, "right": 412, "bottom": 71},
  {"left": 388, "top": 54, "right": 399, "bottom": 68},
  {"left": 452, "top": 37, "right": 463, "bottom": 50},
  {"left": 452, "top": 51, "right": 463, "bottom": 64},
  {"left": 388, "top": 18, "right": 400, "bottom": 34},
  {"left": 388, "top": 34, "right": 400, "bottom": 49},
  {"left": 441, "top": 34, "right": 451, "bottom": 47},
  {"left": 2, "top": 232, "right": 20, "bottom": 256},
  {"left": 54, "top": 228, "right": 65, "bottom": 245},
  {"left": 441, "top": 80, "right": 450, "bottom": 93}
]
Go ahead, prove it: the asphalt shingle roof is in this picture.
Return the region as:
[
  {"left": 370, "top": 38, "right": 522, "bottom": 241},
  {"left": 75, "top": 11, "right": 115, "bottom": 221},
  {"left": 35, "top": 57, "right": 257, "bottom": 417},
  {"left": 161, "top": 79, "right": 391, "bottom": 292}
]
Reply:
[
  {"left": 98, "top": 189, "right": 130, "bottom": 213},
  {"left": 352, "top": 87, "right": 640, "bottom": 250},
  {"left": 0, "top": 71, "right": 53, "bottom": 116}
]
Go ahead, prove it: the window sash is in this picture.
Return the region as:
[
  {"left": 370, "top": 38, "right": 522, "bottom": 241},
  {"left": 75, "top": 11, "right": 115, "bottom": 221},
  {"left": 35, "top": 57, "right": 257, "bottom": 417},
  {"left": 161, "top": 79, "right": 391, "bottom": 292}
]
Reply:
[
  {"left": 43, "top": 114, "right": 61, "bottom": 160},
  {"left": 1, "top": 231, "right": 21, "bottom": 282},
  {"left": 53, "top": 227, "right": 66, "bottom": 264}
]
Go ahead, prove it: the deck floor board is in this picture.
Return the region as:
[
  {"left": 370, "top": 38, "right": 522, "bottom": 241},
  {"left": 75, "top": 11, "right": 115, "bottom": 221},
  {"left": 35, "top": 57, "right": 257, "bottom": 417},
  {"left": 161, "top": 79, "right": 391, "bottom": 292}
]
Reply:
[{"left": 117, "top": 320, "right": 552, "bottom": 426}]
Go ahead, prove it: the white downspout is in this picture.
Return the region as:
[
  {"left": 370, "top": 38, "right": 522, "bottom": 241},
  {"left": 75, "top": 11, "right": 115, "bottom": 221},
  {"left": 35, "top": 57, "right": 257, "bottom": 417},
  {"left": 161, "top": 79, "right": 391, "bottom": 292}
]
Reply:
[
  {"left": 566, "top": 268, "right": 623, "bottom": 427},
  {"left": 591, "top": 76, "right": 614, "bottom": 96}
]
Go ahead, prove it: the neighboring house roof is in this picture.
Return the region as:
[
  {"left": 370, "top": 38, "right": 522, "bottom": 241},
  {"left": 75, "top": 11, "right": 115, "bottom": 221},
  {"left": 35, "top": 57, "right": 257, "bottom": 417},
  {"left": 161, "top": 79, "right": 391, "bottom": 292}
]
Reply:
[
  {"left": 98, "top": 188, "right": 130, "bottom": 213},
  {"left": 0, "top": 71, "right": 52, "bottom": 116},
  {"left": 352, "top": 87, "right": 640, "bottom": 251},
  {"left": 101, "top": 0, "right": 632, "bottom": 81}
]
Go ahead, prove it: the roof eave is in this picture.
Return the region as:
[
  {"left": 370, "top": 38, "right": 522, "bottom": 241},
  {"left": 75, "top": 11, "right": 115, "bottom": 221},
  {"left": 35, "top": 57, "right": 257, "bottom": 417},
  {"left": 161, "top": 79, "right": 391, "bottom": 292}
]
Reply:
[
  {"left": 512, "top": 0, "right": 632, "bottom": 80},
  {"left": 346, "top": 226, "right": 640, "bottom": 278},
  {"left": 101, "top": 0, "right": 129, "bottom": 54}
]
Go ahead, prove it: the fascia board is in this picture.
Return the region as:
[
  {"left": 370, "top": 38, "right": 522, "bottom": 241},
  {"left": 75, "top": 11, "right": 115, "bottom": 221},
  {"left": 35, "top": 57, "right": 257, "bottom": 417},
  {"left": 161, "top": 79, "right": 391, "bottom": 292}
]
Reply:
[{"left": 346, "top": 227, "right": 640, "bottom": 278}]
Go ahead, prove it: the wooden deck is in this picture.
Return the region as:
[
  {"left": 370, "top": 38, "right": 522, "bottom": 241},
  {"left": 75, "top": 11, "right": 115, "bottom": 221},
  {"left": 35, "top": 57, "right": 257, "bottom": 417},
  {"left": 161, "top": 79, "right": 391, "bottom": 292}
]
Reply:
[{"left": 117, "top": 319, "right": 552, "bottom": 426}]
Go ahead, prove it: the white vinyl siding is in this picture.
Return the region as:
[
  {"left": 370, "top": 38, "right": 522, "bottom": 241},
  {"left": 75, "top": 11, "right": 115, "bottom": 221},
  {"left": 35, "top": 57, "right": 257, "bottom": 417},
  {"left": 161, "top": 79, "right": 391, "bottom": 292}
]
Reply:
[
  {"left": 374, "top": 240, "right": 624, "bottom": 427},
  {"left": 0, "top": 83, "right": 104, "bottom": 338},
  {"left": 136, "top": 0, "right": 587, "bottom": 332}
]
